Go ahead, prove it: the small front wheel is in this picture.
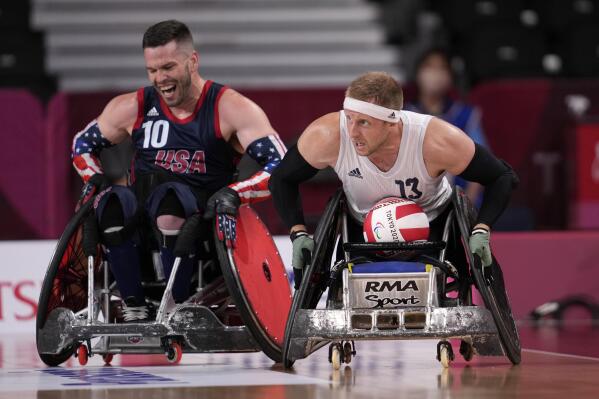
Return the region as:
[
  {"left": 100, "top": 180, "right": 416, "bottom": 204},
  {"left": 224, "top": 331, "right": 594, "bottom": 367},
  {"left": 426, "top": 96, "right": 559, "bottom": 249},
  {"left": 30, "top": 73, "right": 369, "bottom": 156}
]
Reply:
[
  {"left": 331, "top": 345, "right": 341, "bottom": 370},
  {"left": 77, "top": 344, "right": 89, "bottom": 366},
  {"left": 102, "top": 353, "right": 114, "bottom": 365},
  {"left": 166, "top": 342, "right": 182, "bottom": 364}
]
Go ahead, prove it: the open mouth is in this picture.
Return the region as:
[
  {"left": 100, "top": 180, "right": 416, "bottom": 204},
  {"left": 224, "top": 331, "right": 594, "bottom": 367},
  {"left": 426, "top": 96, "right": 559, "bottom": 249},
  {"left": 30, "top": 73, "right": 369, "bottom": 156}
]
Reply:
[{"left": 160, "top": 84, "right": 177, "bottom": 96}]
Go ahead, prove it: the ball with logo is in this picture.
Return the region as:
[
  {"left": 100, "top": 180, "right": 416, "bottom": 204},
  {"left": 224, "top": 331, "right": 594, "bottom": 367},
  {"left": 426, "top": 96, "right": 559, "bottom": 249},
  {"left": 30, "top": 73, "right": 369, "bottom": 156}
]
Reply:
[{"left": 363, "top": 197, "right": 430, "bottom": 246}]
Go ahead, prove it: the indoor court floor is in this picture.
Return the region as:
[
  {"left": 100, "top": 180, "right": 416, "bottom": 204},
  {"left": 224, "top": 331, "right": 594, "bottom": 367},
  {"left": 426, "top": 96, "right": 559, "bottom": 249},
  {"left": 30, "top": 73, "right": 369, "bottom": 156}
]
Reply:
[{"left": 1, "top": 324, "right": 598, "bottom": 399}]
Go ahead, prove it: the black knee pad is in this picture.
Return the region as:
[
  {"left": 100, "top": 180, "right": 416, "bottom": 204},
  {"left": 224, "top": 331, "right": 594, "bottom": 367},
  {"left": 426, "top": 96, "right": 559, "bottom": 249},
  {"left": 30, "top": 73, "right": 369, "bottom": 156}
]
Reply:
[
  {"left": 97, "top": 194, "right": 138, "bottom": 246},
  {"left": 157, "top": 190, "right": 185, "bottom": 218}
]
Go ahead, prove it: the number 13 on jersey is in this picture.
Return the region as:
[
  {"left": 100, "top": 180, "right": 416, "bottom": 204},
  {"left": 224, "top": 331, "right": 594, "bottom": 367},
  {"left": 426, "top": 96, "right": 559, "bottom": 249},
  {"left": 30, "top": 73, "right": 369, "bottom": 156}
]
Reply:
[{"left": 395, "top": 178, "right": 423, "bottom": 199}]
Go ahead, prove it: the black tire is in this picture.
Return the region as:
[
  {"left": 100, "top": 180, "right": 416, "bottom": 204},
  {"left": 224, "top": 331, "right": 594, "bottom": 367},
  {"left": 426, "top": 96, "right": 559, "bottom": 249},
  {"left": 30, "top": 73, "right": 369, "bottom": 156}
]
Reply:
[
  {"left": 214, "top": 216, "right": 285, "bottom": 363},
  {"left": 282, "top": 189, "right": 344, "bottom": 368},
  {"left": 452, "top": 188, "right": 521, "bottom": 365},
  {"left": 470, "top": 254, "right": 522, "bottom": 365},
  {"left": 36, "top": 201, "right": 98, "bottom": 366}
]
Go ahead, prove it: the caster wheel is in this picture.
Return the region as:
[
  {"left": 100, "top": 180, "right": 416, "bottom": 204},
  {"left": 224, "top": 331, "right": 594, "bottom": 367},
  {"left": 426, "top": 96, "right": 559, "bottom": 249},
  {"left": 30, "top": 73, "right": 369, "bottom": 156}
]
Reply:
[
  {"left": 166, "top": 342, "right": 182, "bottom": 364},
  {"left": 331, "top": 345, "right": 341, "bottom": 371},
  {"left": 437, "top": 341, "right": 454, "bottom": 369},
  {"left": 440, "top": 346, "right": 451, "bottom": 368},
  {"left": 102, "top": 353, "right": 114, "bottom": 365},
  {"left": 77, "top": 344, "right": 88, "bottom": 366},
  {"left": 459, "top": 341, "right": 474, "bottom": 362},
  {"left": 343, "top": 342, "right": 353, "bottom": 364}
]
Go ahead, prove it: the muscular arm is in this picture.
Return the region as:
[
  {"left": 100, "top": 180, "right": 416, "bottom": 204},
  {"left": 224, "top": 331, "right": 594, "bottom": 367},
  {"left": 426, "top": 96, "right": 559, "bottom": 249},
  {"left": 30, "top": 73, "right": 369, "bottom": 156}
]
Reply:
[
  {"left": 72, "top": 92, "right": 138, "bottom": 182},
  {"left": 211, "top": 89, "right": 287, "bottom": 204},
  {"left": 269, "top": 113, "right": 340, "bottom": 232},
  {"left": 423, "top": 118, "right": 518, "bottom": 229}
]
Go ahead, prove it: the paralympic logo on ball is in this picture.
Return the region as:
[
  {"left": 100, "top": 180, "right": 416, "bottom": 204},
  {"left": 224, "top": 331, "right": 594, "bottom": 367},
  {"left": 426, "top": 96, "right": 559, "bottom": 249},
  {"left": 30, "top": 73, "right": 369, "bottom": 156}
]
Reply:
[{"left": 374, "top": 222, "right": 385, "bottom": 239}]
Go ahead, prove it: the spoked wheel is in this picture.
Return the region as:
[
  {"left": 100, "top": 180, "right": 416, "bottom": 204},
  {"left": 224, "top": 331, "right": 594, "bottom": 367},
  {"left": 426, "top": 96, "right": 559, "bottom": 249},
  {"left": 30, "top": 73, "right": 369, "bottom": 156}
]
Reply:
[{"left": 36, "top": 201, "right": 103, "bottom": 366}]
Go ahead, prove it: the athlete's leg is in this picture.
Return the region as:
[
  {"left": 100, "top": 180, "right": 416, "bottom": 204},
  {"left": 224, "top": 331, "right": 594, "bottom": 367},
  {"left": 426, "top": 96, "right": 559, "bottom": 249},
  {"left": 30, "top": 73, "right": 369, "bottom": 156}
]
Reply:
[
  {"left": 146, "top": 182, "right": 200, "bottom": 303},
  {"left": 94, "top": 186, "right": 151, "bottom": 321}
]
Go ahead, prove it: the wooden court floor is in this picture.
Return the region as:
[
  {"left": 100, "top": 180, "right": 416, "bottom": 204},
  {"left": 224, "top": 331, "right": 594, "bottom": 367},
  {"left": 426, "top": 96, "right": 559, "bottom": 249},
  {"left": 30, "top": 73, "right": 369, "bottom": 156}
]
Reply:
[{"left": 1, "top": 324, "right": 599, "bottom": 399}]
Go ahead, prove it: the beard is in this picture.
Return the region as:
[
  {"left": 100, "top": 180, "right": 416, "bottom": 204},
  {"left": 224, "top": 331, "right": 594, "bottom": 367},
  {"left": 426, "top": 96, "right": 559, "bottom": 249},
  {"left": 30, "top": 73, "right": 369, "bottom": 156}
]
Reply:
[{"left": 156, "top": 64, "right": 193, "bottom": 107}]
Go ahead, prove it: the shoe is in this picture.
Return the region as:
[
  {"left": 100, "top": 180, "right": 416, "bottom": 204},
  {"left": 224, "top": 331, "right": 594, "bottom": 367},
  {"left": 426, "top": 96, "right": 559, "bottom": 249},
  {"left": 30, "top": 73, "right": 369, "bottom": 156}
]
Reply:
[{"left": 122, "top": 297, "right": 155, "bottom": 322}]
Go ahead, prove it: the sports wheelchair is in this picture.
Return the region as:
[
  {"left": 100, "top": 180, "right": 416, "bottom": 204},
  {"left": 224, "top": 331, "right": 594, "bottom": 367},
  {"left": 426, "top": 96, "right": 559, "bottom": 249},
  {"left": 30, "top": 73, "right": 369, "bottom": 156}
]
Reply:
[
  {"left": 36, "top": 196, "right": 292, "bottom": 367},
  {"left": 282, "top": 187, "right": 521, "bottom": 369}
]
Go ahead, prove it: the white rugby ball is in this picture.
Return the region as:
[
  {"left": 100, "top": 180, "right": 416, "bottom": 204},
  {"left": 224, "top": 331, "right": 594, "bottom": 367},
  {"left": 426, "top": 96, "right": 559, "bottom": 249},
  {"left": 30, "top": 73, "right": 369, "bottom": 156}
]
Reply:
[{"left": 363, "top": 197, "right": 429, "bottom": 243}]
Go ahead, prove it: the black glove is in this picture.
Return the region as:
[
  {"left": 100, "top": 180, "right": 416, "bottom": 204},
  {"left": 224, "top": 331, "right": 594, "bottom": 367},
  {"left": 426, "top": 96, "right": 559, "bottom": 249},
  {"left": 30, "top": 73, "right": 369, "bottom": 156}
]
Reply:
[
  {"left": 87, "top": 173, "right": 111, "bottom": 191},
  {"left": 80, "top": 173, "right": 111, "bottom": 202},
  {"left": 204, "top": 187, "right": 241, "bottom": 219}
]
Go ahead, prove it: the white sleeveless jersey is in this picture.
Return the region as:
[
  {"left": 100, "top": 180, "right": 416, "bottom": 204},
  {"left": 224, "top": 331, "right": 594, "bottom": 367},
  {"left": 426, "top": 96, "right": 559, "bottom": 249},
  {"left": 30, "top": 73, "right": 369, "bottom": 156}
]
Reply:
[{"left": 334, "top": 110, "right": 452, "bottom": 222}]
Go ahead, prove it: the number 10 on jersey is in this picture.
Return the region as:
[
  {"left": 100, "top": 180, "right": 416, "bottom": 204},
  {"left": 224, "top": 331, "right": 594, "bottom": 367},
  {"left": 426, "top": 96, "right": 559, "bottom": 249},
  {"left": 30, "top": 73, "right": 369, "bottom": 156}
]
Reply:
[{"left": 142, "top": 120, "right": 169, "bottom": 148}]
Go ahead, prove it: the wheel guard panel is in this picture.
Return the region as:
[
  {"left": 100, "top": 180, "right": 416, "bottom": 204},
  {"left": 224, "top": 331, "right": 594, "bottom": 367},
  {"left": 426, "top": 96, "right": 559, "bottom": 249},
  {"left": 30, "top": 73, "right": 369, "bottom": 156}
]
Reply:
[{"left": 228, "top": 206, "right": 292, "bottom": 346}]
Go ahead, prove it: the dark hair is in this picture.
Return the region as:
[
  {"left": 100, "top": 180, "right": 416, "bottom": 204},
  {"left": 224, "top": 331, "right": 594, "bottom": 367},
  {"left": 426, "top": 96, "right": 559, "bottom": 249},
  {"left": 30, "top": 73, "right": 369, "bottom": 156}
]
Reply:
[
  {"left": 414, "top": 47, "right": 452, "bottom": 74},
  {"left": 142, "top": 20, "right": 193, "bottom": 49}
]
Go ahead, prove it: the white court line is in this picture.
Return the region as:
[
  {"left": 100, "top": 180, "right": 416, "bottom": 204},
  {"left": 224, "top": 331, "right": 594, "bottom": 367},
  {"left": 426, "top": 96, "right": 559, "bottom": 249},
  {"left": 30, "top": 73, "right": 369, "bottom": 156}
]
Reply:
[{"left": 523, "top": 348, "right": 599, "bottom": 362}]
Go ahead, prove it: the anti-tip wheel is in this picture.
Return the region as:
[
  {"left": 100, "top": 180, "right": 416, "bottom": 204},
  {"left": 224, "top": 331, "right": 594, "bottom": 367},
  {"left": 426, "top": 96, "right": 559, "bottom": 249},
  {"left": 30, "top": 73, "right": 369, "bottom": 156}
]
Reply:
[
  {"left": 77, "top": 344, "right": 88, "bottom": 366},
  {"left": 166, "top": 342, "right": 183, "bottom": 364},
  {"left": 440, "top": 346, "right": 451, "bottom": 368},
  {"left": 343, "top": 342, "right": 354, "bottom": 364},
  {"left": 437, "top": 341, "right": 454, "bottom": 369},
  {"left": 102, "top": 353, "right": 114, "bottom": 365},
  {"left": 459, "top": 340, "right": 474, "bottom": 362},
  {"left": 331, "top": 345, "right": 341, "bottom": 370}
]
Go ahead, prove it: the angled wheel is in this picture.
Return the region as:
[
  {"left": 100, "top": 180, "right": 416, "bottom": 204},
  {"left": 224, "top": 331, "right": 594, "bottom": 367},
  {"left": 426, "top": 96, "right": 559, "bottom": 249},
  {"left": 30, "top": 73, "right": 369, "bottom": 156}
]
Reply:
[
  {"left": 282, "top": 189, "right": 344, "bottom": 368},
  {"left": 452, "top": 188, "right": 521, "bottom": 365},
  {"left": 215, "top": 206, "right": 292, "bottom": 363},
  {"left": 36, "top": 201, "right": 103, "bottom": 366},
  {"left": 77, "top": 344, "right": 89, "bottom": 366},
  {"left": 166, "top": 342, "right": 183, "bottom": 364}
]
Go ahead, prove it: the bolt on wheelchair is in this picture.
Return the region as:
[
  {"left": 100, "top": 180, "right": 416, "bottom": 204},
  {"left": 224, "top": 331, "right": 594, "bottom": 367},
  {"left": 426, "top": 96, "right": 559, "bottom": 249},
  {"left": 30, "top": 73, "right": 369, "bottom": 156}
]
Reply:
[
  {"left": 282, "top": 187, "right": 521, "bottom": 369},
  {"left": 36, "top": 194, "right": 292, "bottom": 366}
]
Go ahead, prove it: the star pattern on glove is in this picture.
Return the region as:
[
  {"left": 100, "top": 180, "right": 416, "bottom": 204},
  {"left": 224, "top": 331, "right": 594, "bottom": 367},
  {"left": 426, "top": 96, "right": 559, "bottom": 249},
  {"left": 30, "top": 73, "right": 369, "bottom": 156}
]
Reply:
[{"left": 216, "top": 213, "right": 237, "bottom": 248}]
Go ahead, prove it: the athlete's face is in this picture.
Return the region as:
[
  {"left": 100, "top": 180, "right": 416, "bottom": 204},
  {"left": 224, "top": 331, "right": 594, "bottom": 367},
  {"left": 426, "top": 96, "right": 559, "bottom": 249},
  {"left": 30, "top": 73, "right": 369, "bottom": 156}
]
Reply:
[
  {"left": 344, "top": 110, "right": 394, "bottom": 156},
  {"left": 144, "top": 40, "right": 198, "bottom": 107}
]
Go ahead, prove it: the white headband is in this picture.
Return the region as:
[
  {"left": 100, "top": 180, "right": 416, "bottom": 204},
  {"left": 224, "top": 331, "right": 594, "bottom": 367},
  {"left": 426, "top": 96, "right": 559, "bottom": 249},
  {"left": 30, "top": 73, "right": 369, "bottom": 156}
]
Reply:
[{"left": 343, "top": 97, "right": 400, "bottom": 123}]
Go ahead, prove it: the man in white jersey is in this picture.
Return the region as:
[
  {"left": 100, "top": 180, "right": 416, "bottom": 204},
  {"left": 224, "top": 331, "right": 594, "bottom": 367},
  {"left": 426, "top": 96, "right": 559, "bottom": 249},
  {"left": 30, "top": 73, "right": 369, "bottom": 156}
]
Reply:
[{"left": 269, "top": 72, "right": 518, "bottom": 288}]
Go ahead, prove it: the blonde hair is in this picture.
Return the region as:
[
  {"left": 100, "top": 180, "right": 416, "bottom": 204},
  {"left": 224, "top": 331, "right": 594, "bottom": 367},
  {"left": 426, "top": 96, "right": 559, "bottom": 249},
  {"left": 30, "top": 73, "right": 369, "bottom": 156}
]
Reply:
[{"left": 345, "top": 71, "right": 403, "bottom": 110}]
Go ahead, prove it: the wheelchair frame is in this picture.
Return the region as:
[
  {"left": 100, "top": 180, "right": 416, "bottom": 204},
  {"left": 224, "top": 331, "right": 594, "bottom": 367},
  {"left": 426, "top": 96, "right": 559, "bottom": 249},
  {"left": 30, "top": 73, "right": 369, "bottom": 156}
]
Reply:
[
  {"left": 36, "top": 200, "right": 287, "bottom": 366},
  {"left": 282, "top": 188, "right": 521, "bottom": 369}
]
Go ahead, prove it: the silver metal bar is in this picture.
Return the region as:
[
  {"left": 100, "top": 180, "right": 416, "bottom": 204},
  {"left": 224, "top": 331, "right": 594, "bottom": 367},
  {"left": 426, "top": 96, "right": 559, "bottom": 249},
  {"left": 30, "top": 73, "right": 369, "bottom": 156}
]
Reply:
[
  {"left": 156, "top": 256, "right": 181, "bottom": 323},
  {"left": 197, "top": 260, "right": 203, "bottom": 292},
  {"left": 439, "top": 210, "right": 454, "bottom": 262},
  {"left": 341, "top": 209, "right": 349, "bottom": 262},
  {"left": 103, "top": 261, "right": 110, "bottom": 323},
  {"left": 102, "top": 261, "right": 110, "bottom": 352},
  {"left": 342, "top": 268, "right": 350, "bottom": 309},
  {"left": 152, "top": 251, "right": 165, "bottom": 281},
  {"left": 87, "top": 256, "right": 94, "bottom": 325}
]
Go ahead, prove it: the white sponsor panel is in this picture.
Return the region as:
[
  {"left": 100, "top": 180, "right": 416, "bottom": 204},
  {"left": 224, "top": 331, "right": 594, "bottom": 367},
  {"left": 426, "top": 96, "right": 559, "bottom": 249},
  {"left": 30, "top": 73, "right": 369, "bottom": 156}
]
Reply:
[
  {"left": 0, "top": 239, "right": 293, "bottom": 334},
  {"left": 0, "top": 241, "right": 56, "bottom": 334}
]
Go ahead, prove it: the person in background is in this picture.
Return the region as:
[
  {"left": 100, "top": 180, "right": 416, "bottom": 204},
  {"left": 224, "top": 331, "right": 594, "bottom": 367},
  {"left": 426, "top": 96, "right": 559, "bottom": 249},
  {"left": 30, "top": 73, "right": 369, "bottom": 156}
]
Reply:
[{"left": 405, "top": 48, "right": 488, "bottom": 204}]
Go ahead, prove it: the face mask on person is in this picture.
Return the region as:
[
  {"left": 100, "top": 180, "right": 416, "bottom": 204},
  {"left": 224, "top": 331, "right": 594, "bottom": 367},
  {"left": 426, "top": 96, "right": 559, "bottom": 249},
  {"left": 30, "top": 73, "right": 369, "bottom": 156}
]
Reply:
[{"left": 417, "top": 67, "right": 452, "bottom": 97}]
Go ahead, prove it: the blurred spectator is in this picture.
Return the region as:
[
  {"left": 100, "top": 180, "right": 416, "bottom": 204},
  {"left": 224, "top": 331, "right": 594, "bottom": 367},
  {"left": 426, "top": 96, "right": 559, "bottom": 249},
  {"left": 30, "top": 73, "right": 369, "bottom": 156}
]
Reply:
[{"left": 405, "top": 47, "right": 487, "bottom": 205}]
